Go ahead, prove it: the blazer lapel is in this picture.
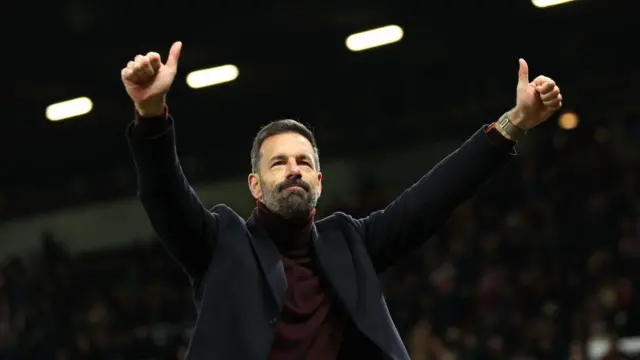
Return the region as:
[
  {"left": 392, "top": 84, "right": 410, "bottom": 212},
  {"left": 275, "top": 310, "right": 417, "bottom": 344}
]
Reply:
[
  {"left": 312, "top": 226, "right": 358, "bottom": 313},
  {"left": 245, "top": 213, "right": 288, "bottom": 313}
]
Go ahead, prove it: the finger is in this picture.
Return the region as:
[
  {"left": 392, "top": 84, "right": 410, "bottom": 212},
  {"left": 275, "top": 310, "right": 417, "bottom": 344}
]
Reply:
[
  {"left": 125, "top": 60, "right": 140, "bottom": 83},
  {"left": 544, "top": 94, "right": 562, "bottom": 109},
  {"left": 165, "top": 41, "right": 182, "bottom": 71},
  {"left": 536, "top": 83, "right": 555, "bottom": 95},
  {"left": 133, "top": 55, "right": 155, "bottom": 81},
  {"left": 518, "top": 58, "right": 529, "bottom": 86},
  {"left": 121, "top": 67, "right": 133, "bottom": 80},
  {"left": 540, "top": 86, "right": 560, "bottom": 102},
  {"left": 533, "top": 76, "right": 557, "bottom": 99},
  {"left": 532, "top": 75, "right": 553, "bottom": 86},
  {"left": 146, "top": 52, "right": 162, "bottom": 71}
]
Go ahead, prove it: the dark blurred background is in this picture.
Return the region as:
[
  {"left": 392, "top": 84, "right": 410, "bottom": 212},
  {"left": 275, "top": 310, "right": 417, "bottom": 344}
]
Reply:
[{"left": 1, "top": 0, "right": 639, "bottom": 359}]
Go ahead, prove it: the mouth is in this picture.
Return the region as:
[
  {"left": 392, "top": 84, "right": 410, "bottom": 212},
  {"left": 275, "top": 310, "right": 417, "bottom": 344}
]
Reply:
[{"left": 284, "top": 185, "right": 305, "bottom": 192}]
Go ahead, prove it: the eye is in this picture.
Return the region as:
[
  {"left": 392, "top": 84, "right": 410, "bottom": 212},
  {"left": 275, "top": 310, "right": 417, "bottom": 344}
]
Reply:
[{"left": 271, "top": 160, "right": 286, "bottom": 167}]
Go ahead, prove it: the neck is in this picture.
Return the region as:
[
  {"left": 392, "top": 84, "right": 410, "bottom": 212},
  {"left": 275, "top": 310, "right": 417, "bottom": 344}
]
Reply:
[{"left": 255, "top": 201, "right": 315, "bottom": 254}]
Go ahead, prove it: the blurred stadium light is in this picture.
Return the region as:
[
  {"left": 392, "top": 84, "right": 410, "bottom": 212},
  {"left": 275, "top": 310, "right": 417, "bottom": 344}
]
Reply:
[
  {"left": 45, "top": 97, "right": 94, "bottom": 122},
  {"left": 558, "top": 111, "right": 579, "bottom": 130},
  {"left": 186, "top": 64, "right": 239, "bottom": 89},
  {"left": 532, "top": 0, "right": 579, "bottom": 8},
  {"left": 345, "top": 25, "right": 404, "bottom": 52}
]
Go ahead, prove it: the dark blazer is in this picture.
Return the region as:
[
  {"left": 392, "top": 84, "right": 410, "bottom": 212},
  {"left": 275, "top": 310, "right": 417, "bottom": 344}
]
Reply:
[{"left": 127, "top": 117, "right": 515, "bottom": 360}]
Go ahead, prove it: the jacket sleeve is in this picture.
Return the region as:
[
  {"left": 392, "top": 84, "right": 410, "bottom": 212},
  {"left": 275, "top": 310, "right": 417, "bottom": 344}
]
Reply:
[
  {"left": 354, "top": 124, "right": 516, "bottom": 272},
  {"left": 127, "top": 113, "right": 219, "bottom": 287}
]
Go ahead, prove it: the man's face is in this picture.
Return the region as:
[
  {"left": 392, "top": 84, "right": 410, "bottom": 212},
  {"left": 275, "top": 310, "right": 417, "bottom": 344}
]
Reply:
[{"left": 249, "top": 132, "right": 322, "bottom": 218}]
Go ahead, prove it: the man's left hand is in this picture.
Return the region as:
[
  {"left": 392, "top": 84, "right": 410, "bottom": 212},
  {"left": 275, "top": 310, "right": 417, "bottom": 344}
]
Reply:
[{"left": 508, "top": 58, "right": 563, "bottom": 131}]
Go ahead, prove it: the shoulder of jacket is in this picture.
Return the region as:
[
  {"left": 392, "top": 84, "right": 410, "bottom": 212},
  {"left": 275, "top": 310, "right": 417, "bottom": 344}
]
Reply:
[
  {"left": 209, "top": 204, "right": 244, "bottom": 223},
  {"left": 316, "top": 211, "right": 361, "bottom": 233}
]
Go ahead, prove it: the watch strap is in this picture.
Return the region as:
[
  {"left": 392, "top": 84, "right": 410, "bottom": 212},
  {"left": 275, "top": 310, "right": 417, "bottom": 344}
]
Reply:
[{"left": 497, "top": 113, "right": 526, "bottom": 141}]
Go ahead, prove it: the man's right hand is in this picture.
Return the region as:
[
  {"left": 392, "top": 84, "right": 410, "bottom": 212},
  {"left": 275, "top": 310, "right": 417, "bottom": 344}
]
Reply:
[{"left": 121, "top": 41, "right": 182, "bottom": 117}]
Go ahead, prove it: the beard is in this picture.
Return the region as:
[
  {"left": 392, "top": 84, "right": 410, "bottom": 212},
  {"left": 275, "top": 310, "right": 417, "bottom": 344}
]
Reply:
[{"left": 261, "top": 177, "right": 319, "bottom": 219}]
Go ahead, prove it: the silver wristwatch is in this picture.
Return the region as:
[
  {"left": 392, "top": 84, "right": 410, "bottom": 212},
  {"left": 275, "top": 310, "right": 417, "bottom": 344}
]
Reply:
[{"left": 497, "top": 113, "right": 526, "bottom": 141}]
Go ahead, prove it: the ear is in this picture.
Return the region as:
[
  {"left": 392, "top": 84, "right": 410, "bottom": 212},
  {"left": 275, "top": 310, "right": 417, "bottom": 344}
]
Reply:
[
  {"left": 248, "top": 173, "right": 262, "bottom": 200},
  {"left": 316, "top": 172, "right": 323, "bottom": 196}
]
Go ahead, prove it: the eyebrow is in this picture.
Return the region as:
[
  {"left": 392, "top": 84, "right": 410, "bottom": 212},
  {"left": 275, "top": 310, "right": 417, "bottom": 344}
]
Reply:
[{"left": 269, "top": 153, "right": 315, "bottom": 167}]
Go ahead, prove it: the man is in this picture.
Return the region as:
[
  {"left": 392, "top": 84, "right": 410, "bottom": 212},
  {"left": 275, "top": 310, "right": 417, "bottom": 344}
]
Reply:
[{"left": 122, "top": 41, "right": 562, "bottom": 360}]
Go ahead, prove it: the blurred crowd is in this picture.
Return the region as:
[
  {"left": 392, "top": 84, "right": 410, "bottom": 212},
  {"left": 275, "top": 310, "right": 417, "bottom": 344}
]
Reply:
[{"left": 1, "top": 131, "right": 639, "bottom": 360}]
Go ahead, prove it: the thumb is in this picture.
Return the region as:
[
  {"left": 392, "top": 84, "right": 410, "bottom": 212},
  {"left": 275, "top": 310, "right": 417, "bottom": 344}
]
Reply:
[
  {"left": 165, "top": 41, "right": 183, "bottom": 71},
  {"left": 518, "top": 58, "right": 529, "bottom": 86}
]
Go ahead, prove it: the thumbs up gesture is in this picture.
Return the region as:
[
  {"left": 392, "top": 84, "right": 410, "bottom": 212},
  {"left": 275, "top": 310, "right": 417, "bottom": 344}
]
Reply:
[
  {"left": 510, "top": 58, "right": 563, "bottom": 131},
  {"left": 121, "top": 41, "right": 183, "bottom": 117}
]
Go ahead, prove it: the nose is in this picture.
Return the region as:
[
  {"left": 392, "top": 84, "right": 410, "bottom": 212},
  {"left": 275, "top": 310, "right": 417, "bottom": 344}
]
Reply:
[{"left": 286, "top": 158, "right": 302, "bottom": 177}]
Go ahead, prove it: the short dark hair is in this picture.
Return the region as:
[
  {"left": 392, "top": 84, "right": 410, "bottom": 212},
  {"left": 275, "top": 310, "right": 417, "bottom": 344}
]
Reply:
[{"left": 250, "top": 119, "right": 320, "bottom": 173}]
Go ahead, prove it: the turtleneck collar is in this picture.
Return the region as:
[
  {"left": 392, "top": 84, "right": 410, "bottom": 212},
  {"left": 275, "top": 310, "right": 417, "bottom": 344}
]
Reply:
[{"left": 254, "top": 201, "right": 315, "bottom": 256}]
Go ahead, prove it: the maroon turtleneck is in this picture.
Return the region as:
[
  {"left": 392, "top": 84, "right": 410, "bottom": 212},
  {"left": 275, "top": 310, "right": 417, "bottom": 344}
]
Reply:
[{"left": 255, "top": 202, "right": 346, "bottom": 360}]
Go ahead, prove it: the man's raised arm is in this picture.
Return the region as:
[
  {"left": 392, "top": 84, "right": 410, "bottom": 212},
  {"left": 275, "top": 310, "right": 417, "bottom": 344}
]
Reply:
[
  {"left": 122, "top": 42, "right": 219, "bottom": 286},
  {"left": 353, "top": 59, "right": 564, "bottom": 272}
]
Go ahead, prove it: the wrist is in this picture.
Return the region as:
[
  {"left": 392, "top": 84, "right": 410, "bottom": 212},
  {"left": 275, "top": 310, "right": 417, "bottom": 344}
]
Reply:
[
  {"left": 494, "top": 121, "right": 513, "bottom": 141},
  {"left": 506, "top": 107, "right": 528, "bottom": 131},
  {"left": 135, "top": 96, "right": 166, "bottom": 117},
  {"left": 495, "top": 110, "right": 527, "bottom": 142}
]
